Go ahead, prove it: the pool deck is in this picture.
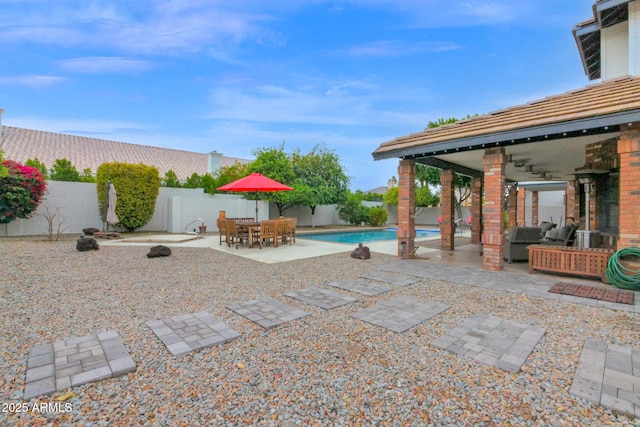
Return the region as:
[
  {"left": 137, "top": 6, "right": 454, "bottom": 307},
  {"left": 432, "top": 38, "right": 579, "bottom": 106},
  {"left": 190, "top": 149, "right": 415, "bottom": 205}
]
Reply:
[{"left": 98, "top": 228, "right": 446, "bottom": 263}]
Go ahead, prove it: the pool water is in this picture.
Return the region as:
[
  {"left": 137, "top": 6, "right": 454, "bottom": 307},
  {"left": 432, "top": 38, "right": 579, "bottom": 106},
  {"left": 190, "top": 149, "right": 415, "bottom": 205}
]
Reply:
[{"left": 299, "top": 228, "right": 439, "bottom": 244}]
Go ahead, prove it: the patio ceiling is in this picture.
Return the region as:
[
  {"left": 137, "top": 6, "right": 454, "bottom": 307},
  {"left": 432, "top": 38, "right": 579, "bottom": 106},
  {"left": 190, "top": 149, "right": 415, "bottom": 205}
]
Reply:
[{"left": 417, "top": 132, "right": 618, "bottom": 183}]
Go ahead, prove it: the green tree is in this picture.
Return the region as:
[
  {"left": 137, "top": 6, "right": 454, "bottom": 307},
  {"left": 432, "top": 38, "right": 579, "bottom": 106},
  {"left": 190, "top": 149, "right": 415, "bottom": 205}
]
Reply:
[
  {"left": 80, "top": 168, "right": 96, "bottom": 183},
  {"left": 294, "top": 143, "right": 350, "bottom": 226},
  {"left": 162, "top": 170, "right": 182, "bottom": 188},
  {"left": 183, "top": 173, "right": 203, "bottom": 189},
  {"left": 49, "top": 158, "right": 80, "bottom": 182},
  {"left": 25, "top": 158, "right": 48, "bottom": 179},
  {"left": 382, "top": 185, "right": 439, "bottom": 211},
  {"left": 211, "top": 162, "right": 249, "bottom": 190},
  {"left": 0, "top": 160, "right": 47, "bottom": 223},
  {"left": 96, "top": 162, "right": 160, "bottom": 231},
  {"left": 201, "top": 173, "right": 217, "bottom": 194},
  {"left": 337, "top": 191, "right": 370, "bottom": 225},
  {"left": 248, "top": 144, "right": 302, "bottom": 216}
]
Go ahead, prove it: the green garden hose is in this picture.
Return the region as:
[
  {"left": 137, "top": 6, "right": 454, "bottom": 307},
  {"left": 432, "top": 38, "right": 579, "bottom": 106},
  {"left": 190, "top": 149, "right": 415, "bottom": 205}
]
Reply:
[{"left": 606, "top": 247, "right": 640, "bottom": 291}]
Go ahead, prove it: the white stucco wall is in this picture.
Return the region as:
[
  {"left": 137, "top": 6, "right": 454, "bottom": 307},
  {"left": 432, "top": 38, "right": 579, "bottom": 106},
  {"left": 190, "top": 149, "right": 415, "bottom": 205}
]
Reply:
[
  {"left": 602, "top": 21, "right": 630, "bottom": 80},
  {"left": 630, "top": 0, "right": 640, "bottom": 76}
]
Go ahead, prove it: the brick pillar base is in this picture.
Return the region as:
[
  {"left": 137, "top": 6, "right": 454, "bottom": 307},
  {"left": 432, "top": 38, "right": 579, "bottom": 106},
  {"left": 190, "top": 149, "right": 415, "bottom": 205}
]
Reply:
[
  {"left": 531, "top": 191, "right": 539, "bottom": 226},
  {"left": 440, "top": 170, "right": 456, "bottom": 251},
  {"left": 482, "top": 148, "right": 506, "bottom": 271},
  {"left": 471, "top": 177, "right": 482, "bottom": 244},
  {"left": 517, "top": 187, "right": 526, "bottom": 226},
  {"left": 617, "top": 124, "right": 640, "bottom": 249},
  {"left": 397, "top": 159, "right": 416, "bottom": 258}
]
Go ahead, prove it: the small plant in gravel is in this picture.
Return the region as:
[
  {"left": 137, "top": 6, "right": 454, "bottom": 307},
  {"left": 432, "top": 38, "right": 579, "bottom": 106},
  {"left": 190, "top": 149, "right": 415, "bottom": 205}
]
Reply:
[
  {"left": 38, "top": 204, "right": 71, "bottom": 241},
  {"left": 0, "top": 159, "right": 47, "bottom": 224}
]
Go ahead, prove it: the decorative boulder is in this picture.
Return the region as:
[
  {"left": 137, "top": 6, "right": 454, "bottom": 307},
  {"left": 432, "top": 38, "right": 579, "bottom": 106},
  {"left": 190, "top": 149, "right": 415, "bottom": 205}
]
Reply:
[
  {"left": 82, "top": 227, "right": 100, "bottom": 236},
  {"left": 147, "top": 245, "right": 172, "bottom": 258},
  {"left": 350, "top": 243, "right": 371, "bottom": 260},
  {"left": 76, "top": 237, "right": 99, "bottom": 251}
]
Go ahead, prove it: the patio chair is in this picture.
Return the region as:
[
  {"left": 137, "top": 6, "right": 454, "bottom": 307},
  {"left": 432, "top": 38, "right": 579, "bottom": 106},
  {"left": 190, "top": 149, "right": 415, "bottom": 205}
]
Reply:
[
  {"left": 217, "top": 217, "right": 229, "bottom": 246},
  {"left": 287, "top": 217, "right": 297, "bottom": 243},
  {"left": 543, "top": 222, "right": 579, "bottom": 246},
  {"left": 225, "top": 219, "right": 250, "bottom": 249},
  {"left": 538, "top": 221, "right": 556, "bottom": 239},
  {"left": 503, "top": 226, "right": 542, "bottom": 263},
  {"left": 276, "top": 218, "right": 292, "bottom": 246},
  {"left": 257, "top": 220, "right": 278, "bottom": 249}
]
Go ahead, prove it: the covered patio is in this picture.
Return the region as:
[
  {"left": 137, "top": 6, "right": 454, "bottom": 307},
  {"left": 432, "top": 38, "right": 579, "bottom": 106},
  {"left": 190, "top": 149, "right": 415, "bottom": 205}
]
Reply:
[{"left": 372, "top": 76, "right": 640, "bottom": 271}]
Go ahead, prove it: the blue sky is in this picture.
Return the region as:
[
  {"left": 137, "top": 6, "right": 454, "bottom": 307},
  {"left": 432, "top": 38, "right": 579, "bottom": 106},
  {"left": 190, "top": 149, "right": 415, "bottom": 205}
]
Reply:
[{"left": 1, "top": 1, "right": 595, "bottom": 190}]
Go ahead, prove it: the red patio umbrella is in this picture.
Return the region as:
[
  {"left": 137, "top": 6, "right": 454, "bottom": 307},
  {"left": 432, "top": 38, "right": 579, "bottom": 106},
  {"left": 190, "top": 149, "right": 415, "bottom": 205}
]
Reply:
[{"left": 216, "top": 173, "right": 293, "bottom": 221}]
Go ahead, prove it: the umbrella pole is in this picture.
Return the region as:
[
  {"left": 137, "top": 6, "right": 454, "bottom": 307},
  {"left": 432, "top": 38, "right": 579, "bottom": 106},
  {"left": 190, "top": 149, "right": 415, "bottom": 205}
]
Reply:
[{"left": 255, "top": 191, "right": 258, "bottom": 222}]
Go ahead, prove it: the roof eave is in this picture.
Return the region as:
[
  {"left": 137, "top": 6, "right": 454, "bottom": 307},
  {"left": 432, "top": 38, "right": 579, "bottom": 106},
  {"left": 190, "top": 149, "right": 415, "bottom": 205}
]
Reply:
[{"left": 371, "top": 109, "right": 640, "bottom": 161}]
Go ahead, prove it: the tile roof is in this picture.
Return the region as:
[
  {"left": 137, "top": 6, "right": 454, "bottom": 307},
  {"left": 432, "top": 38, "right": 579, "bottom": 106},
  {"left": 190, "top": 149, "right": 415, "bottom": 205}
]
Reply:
[
  {"left": 372, "top": 76, "right": 640, "bottom": 159},
  {"left": 0, "top": 126, "right": 249, "bottom": 180}
]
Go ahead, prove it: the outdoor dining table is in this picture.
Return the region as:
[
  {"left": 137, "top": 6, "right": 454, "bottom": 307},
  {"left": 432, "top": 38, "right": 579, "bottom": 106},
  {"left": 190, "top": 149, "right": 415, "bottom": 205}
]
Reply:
[{"left": 234, "top": 221, "right": 261, "bottom": 248}]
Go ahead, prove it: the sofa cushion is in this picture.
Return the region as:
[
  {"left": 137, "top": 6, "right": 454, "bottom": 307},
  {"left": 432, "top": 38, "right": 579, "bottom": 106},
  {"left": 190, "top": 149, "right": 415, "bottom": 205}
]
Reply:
[{"left": 507, "top": 226, "right": 542, "bottom": 243}]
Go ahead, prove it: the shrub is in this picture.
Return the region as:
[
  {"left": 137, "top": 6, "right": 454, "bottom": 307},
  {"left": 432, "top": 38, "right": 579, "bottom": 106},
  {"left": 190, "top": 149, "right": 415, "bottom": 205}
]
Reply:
[
  {"left": 337, "top": 193, "right": 371, "bottom": 225},
  {"left": 369, "top": 206, "right": 388, "bottom": 226},
  {"left": 49, "top": 158, "right": 81, "bottom": 182},
  {"left": 0, "top": 160, "right": 47, "bottom": 224},
  {"left": 162, "top": 170, "right": 181, "bottom": 188},
  {"left": 96, "top": 162, "right": 161, "bottom": 231}
]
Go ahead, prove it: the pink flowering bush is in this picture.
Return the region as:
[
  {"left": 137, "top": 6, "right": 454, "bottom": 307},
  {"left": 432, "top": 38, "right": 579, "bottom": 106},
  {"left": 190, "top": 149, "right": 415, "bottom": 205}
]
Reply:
[{"left": 0, "top": 160, "right": 47, "bottom": 224}]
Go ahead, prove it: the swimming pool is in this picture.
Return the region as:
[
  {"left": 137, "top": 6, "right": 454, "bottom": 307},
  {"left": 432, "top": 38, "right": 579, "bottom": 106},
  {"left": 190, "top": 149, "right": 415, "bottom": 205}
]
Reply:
[{"left": 299, "top": 228, "right": 439, "bottom": 244}]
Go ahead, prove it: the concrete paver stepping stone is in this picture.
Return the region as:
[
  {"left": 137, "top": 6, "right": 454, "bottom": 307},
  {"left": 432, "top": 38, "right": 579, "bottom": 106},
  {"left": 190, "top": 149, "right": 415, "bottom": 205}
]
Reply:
[
  {"left": 284, "top": 287, "right": 358, "bottom": 309},
  {"left": 431, "top": 313, "right": 545, "bottom": 373},
  {"left": 570, "top": 339, "right": 640, "bottom": 419},
  {"left": 351, "top": 296, "right": 449, "bottom": 333},
  {"left": 24, "top": 330, "right": 135, "bottom": 400},
  {"left": 227, "top": 297, "right": 311, "bottom": 329},
  {"left": 360, "top": 271, "right": 421, "bottom": 287},
  {"left": 326, "top": 278, "right": 392, "bottom": 296},
  {"left": 147, "top": 311, "right": 241, "bottom": 358}
]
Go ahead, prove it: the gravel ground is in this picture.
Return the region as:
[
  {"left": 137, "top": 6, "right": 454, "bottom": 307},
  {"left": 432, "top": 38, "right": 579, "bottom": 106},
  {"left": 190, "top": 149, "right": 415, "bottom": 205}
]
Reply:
[{"left": 1, "top": 236, "right": 639, "bottom": 426}]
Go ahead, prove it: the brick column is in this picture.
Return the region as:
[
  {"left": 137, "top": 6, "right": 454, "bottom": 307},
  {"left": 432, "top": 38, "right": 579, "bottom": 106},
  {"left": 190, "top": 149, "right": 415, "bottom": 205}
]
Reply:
[
  {"left": 588, "top": 182, "right": 597, "bottom": 231},
  {"left": 470, "top": 177, "right": 483, "bottom": 244},
  {"left": 507, "top": 186, "right": 517, "bottom": 229},
  {"left": 397, "top": 159, "right": 416, "bottom": 258},
  {"left": 617, "top": 123, "right": 640, "bottom": 249},
  {"left": 531, "top": 191, "right": 539, "bottom": 226},
  {"left": 565, "top": 180, "right": 579, "bottom": 222},
  {"left": 482, "top": 147, "right": 506, "bottom": 271},
  {"left": 517, "top": 187, "right": 526, "bottom": 226},
  {"left": 440, "top": 169, "right": 456, "bottom": 251}
]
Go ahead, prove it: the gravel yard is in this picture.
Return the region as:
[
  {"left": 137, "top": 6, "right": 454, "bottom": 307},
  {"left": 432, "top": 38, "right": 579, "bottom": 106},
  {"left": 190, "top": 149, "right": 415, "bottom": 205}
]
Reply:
[{"left": 1, "top": 237, "right": 639, "bottom": 426}]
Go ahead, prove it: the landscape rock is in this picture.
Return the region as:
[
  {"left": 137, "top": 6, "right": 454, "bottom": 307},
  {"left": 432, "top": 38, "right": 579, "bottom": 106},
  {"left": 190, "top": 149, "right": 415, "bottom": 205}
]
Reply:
[
  {"left": 350, "top": 243, "right": 371, "bottom": 260},
  {"left": 147, "top": 245, "right": 172, "bottom": 258},
  {"left": 76, "top": 237, "right": 99, "bottom": 251},
  {"left": 82, "top": 227, "right": 100, "bottom": 235}
]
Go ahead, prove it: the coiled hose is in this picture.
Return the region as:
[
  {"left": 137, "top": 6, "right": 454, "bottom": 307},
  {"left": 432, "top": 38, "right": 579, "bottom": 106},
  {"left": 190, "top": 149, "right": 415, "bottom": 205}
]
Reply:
[{"left": 606, "top": 247, "right": 640, "bottom": 291}]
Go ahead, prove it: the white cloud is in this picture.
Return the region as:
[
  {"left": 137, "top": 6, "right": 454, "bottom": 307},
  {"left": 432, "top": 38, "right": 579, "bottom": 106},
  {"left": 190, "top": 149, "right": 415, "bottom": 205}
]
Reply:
[
  {"left": 207, "top": 80, "right": 432, "bottom": 129},
  {"left": 343, "top": 40, "right": 462, "bottom": 58},
  {"left": 58, "top": 57, "right": 154, "bottom": 73},
  {"left": 0, "top": 75, "right": 65, "bottom": 89}
]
